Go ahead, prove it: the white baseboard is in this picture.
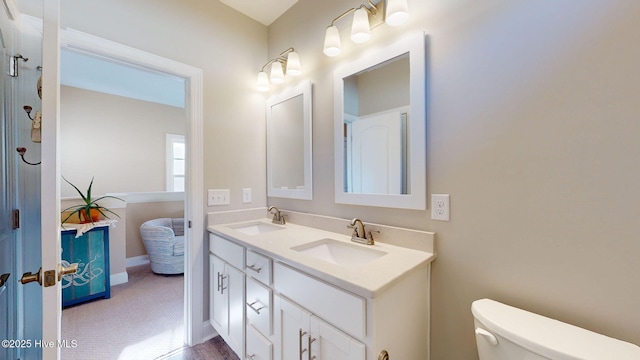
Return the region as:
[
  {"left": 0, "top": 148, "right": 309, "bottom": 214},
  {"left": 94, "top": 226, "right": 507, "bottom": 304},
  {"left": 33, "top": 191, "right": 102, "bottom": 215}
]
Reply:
[
  {"left": 202, "top": 321, "right": 217, "bottom": 342},
  {"left": 110, "top": 271, "right": 128, "bottom": 286},
  {"left": 126, "top": 255, "right": 150, "bottom": 267}
]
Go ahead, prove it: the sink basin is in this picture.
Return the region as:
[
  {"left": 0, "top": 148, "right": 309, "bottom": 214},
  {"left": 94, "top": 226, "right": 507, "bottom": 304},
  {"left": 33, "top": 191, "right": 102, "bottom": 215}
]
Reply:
[
  {"left": 229, "top": 222, "right": 284, "bottom": 235},
  {"left": 291, "top": 238, "right": 387, "bottom": 267}
]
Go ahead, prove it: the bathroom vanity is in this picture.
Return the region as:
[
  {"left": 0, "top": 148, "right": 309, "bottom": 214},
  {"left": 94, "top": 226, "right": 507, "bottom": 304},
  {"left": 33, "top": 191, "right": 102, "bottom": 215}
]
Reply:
[{"left": 208, "top": 215, "right": 435, "bottom": 360}]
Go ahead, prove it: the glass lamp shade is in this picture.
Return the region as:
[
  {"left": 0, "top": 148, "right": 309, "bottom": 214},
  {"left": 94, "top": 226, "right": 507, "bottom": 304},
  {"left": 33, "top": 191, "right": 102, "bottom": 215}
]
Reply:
[
  {"left": 270, "top": 61, "right": 285, "bottom": 84},
  {"left": 385, "top": 0, "right": 409, "bottom": 26},
  {"left": 351, "top": 7, "right": 371, "bottom": 44},
  {"left": 286, "top": 51, "right": 301, "bottom": 76},
  {"left": 323, "top": 25, "right": 342, "bottom": 57},
  {"left": 257, "top": 71, "right": 270, "bottom": 91}
]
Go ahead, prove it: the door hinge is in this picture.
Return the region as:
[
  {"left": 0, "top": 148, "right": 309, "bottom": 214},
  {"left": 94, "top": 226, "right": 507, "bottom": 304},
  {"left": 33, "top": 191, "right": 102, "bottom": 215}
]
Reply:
[
  {"left": 12, "top": 209, "right": 19, "bottom": 229},
  {"left": 188, "top": 220, "right": 192, "bottom": 228}
]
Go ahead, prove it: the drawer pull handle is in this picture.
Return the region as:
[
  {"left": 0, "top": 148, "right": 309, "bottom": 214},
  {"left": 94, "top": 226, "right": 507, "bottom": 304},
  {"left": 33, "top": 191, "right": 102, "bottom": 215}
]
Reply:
[
  {"left": 308, "top": 336, "right": 316, "bottom": 360},
  {"left": 247, "top": 300, "right": 266, "bottom": 314},
  {"left": 247, "top": 264, "right": 262, "bottom": 273},
  {"left": 217, "top": 272, "right": 228, "bottom": 294},
  {"left": 299, "top": 329, "right": 308, "bottom": 360}
]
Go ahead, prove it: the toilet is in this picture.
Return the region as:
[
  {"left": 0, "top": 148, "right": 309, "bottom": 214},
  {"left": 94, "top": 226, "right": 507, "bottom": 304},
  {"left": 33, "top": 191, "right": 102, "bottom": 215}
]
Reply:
[{"left": 472, "top": 298, "right": 640, "bottom": 360}]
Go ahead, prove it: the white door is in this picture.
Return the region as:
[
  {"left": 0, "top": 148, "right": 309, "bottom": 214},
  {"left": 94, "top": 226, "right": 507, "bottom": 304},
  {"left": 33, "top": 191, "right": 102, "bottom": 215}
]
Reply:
[
  {"left": 40, "top": 1, "right": 62, "bottom": 359},
  {"left": 349, "top": 109, "right": 406, "bottom": 194}
]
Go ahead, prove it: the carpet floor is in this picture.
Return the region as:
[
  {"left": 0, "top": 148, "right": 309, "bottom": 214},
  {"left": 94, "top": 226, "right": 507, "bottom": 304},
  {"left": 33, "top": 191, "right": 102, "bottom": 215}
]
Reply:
[{"left": 61, "top": 264, "right": 185, "bottom": 360}]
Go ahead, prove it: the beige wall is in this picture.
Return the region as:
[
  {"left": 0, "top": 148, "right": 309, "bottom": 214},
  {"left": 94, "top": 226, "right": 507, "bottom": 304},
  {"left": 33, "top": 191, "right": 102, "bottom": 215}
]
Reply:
[
  {"left": 268, "top": 0, "right": 640, "bottom": 359},
  {"left": 60, "top": 86, "right": 186, "bottom": 197},
  {"left": 126, "top": 201, "right": 185, "bottom": 258}
]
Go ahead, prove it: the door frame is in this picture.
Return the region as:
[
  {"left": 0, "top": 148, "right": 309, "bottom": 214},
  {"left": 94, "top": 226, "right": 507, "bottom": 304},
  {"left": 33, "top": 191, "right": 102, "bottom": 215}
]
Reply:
[{"left": 56, "top": 29, "right": 205, "bottom": 345}]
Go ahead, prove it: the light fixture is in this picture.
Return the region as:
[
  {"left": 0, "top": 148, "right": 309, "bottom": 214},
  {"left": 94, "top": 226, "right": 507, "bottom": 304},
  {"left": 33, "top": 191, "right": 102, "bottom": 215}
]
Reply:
[
  {"left": 323, "top": 0, "right": 410, "bottom": 57},
  {"left": 270, "top": 61, "right": 285, "bottom": 84},
  {"left": 351, "top": 7, "right": 371, "bottom": 44},
  {"left": 256, "top": 48, "right": 301, "bottom": 91},
  {"left": 286, "top": 51, "right": 301, "bottom": 76},
  {"left": 385, "top": 0, "right": 409, "bottom": 26},
  {"left": 256, "top": 71, "right": 270, "bottom": 91},
  {"left": 323, "top": 25, "right": 342, "bottom": 57}
]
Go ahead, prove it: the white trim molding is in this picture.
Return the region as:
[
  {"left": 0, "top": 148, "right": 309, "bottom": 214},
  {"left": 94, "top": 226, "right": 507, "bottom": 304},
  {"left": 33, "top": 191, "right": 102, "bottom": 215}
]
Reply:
[
  {"left": 106, "top": 191, "right": 185, "bottom": 204},
  {"left": 110, "top": 272, "right": 129, "bottom": 286},
  {"left": 126, "top": 255, "right": 150, "bottom": 268},
  {"left": 60, "top": 28, "right": 205, "bottom": 346}
]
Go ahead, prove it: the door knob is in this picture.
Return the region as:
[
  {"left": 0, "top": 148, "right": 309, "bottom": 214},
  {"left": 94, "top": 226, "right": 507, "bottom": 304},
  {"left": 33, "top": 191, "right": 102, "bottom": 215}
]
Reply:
[
  {"left": 57, "top": 263, "right": 78, "bottom": 281},
  {"left": 20, "top": 267, "right": 42, "bottom": 285}
]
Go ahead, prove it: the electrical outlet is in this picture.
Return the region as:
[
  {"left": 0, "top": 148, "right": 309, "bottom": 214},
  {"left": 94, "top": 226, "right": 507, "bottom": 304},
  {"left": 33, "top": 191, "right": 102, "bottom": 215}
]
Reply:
[
  {"left": 431, "top": 194, "right": 450, "bottom": 221},
  {"left": 242, "top": 188, "right": 252, "bottom": 204},
  {"left": 208, "top": 189, "right": 230, "bottom": 206}
]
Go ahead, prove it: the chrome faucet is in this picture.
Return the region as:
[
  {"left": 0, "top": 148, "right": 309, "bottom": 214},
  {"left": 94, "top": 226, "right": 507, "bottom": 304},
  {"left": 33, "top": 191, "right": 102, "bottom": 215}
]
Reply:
[
  {"left": 267, "top": 206, "right": 286, "bottom": 225},
  {"left": 348, "top": 218, "right": 375, "bottom": 245}
]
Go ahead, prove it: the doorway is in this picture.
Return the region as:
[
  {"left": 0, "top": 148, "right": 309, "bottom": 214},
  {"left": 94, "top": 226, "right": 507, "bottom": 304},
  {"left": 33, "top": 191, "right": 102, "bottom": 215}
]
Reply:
[{"left": 59, "top": 28, "right": 205, "bottom": 348}]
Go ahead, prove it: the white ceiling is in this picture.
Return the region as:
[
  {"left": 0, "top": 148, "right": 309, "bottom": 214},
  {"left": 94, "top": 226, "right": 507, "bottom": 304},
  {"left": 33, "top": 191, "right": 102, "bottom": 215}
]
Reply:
[{"left": 219, "top": 0, "right": 299, "bottom": 26}]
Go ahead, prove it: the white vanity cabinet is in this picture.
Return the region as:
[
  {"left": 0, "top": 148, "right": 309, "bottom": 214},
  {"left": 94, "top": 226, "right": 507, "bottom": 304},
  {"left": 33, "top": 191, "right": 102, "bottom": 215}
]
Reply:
[
  {"left": 208, "top": 224, "right": 432, "bottom": 360},
  {"left": 209, "top": 235, "right": 245, "bottom": 359}
]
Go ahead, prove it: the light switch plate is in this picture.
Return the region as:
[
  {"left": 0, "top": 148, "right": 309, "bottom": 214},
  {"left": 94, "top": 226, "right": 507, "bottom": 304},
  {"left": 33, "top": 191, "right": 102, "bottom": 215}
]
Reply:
[
  {"left": 242, "top": 188, "right": 252, "bottom": 204},
  {"left": 431, "top": 194, "right": 450, "bottom": 221},
  {"left": 208, "top": 189, "right": 230, "bottom": 206}
]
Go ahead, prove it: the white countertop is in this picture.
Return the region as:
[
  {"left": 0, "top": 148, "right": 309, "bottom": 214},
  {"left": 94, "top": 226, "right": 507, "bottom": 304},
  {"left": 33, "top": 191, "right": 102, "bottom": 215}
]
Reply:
[{"left": 208, "top": 218, "right": 436, "bottom": 298}]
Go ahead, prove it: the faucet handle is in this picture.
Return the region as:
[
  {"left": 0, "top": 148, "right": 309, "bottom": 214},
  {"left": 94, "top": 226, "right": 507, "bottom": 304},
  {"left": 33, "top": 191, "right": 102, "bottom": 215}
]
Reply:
[{"left": 366, "top": 229, "right": 380, "bottom": 241}]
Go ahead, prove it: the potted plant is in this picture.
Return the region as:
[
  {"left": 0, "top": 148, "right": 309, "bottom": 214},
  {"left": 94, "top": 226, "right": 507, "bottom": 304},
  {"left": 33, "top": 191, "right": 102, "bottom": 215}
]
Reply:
[{"left": 61, "top": 176, "right": 124, "bottom": 224}]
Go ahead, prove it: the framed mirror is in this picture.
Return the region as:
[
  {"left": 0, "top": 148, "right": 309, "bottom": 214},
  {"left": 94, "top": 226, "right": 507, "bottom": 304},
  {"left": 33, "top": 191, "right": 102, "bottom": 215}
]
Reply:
[
  {"left": 334, "top": 32, "right": 426, "bottom": 209},
  {"left": 267, "top": 81, "right": 313, "bottom": 200}
]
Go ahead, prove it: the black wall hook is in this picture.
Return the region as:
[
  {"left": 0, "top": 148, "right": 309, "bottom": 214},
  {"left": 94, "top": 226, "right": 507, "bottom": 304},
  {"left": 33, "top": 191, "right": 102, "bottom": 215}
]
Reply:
[{"left": 16, "top": 147, "right": 40, "bottom": 166}]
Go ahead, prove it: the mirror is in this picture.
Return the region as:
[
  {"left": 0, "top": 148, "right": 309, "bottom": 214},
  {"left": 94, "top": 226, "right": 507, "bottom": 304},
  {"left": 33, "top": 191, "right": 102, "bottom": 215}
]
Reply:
[
  {"left": 334, "top": 32, "right": 426, "bottom": 209},
  {"left": 267, "top": 81, "right": 313, "bottom": 200}
]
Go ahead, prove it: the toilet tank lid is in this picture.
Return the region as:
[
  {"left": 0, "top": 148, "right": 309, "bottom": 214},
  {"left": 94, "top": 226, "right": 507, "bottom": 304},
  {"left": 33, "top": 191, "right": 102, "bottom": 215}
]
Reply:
[{"left": 471, "top": 299, "right": 640, "bottom": 360}]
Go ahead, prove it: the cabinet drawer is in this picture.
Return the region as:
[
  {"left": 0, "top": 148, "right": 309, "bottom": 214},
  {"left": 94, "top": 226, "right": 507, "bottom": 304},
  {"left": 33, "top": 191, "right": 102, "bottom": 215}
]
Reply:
[
  {"left": 246, "top": 250, "right": 272, "bottom": 285},
  {"left": 210, "top": 234, "right": 244, "bottom": 270},
  {"left": 247, "top": 277, "right": 272, "bottom": 336},
  {"left": 274, "top": 262, "right": 365, "bottom": 339},
  {"left": 246, "top": 325, "right": 272, "bottom": 360}
]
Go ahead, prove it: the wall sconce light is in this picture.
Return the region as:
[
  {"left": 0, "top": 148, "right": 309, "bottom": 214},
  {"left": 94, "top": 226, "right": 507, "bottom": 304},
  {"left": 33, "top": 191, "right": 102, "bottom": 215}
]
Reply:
[
  {"left": 257, "top": 47, "right": 301, "bottom": 92},
  {"left": 323, "top": 0, "right": 410, "bottom": 57}
]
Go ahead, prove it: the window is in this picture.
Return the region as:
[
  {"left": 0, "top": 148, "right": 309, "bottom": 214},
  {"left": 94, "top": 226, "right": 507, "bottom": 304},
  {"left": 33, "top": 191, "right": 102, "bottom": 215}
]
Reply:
[{"left": 166, "top": 134, "right": 185, "bottom": 192}]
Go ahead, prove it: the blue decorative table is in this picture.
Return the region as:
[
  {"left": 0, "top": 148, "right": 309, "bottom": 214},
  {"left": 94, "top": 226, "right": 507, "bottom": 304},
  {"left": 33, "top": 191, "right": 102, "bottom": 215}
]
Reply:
[{"left": 60, "top": 225, "right": 111, "bottom": 307}]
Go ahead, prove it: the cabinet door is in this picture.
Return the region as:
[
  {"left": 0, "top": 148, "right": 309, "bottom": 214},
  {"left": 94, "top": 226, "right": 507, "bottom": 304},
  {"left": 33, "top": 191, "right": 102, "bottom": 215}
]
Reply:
[
  {"left": 310, "top": 317, "right": 365, "bottom": 360},
  {"left": 210, "top": 254, "right": 227, "bottom": 333},
  {"left": 226, "top": 264, "right": 245, "bottom": 358},
  {"left": 276, "top": 296, "right": 311, "bottom": 360}
]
